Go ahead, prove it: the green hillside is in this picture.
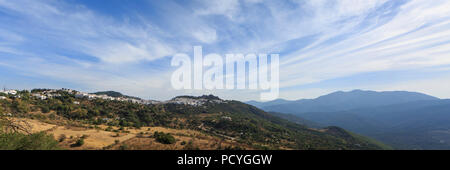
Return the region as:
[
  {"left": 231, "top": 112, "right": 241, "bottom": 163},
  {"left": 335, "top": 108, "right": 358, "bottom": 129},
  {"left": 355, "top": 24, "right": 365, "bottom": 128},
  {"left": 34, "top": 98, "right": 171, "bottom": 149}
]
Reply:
[{"left": 0, "top": 90, "right": 390, "bottom": 150}]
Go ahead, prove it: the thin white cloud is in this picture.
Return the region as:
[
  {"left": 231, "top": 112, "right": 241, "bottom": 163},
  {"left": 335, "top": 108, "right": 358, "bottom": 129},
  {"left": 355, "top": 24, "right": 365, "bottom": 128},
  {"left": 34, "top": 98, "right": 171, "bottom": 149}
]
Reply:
[
  {"left": 1, "top": 0, "right": 450, "bottom": 101},
  {"left": 277, "top": 0, "right": 450, "bottom": 90},
  {"left": 0, "top": 0, "right": 175, "bottom": 63},
  {"left": 191, "top": 28, "right": 218, "bottom": 44},
  {"left": 194, "top": 0, "right": 240, "bottom": 19}
]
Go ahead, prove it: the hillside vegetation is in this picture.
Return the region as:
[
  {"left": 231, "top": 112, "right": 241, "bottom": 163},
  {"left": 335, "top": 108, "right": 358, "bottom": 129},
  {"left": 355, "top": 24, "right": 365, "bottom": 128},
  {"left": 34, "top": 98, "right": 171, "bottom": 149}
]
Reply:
[{"left": 0, "top": 89, "right": 389, "bottom": 150}]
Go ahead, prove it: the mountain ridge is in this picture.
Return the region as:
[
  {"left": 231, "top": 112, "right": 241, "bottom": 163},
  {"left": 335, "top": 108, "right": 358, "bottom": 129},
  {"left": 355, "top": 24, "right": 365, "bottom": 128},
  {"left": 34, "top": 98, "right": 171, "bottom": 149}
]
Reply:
[
  {"left": 246, "top": 90, "right": 450, "bottom": 149},
  {"left": 252, "top": 90, "right": 439, "bottom": 114}
]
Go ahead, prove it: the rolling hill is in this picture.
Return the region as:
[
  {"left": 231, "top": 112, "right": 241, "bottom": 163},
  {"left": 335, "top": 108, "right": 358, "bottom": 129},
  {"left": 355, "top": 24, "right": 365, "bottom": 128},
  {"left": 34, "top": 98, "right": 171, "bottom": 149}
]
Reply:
[
  {"left": 300, "top": 99, "right": 450, "bottom": 149},
  {"left": 247, "top": 90, "right": 450, "bottom": 149}
]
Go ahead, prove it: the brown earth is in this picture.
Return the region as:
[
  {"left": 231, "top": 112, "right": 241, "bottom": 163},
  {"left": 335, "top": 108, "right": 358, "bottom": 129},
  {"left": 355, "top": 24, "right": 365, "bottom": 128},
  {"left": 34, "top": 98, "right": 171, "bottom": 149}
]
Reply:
[{"left": 12, "top": 118, "right": 254, "bottom": 150}]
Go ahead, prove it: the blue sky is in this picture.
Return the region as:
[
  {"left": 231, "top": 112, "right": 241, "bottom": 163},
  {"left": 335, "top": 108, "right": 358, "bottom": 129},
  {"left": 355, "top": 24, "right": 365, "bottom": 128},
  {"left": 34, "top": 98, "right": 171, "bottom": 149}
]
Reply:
[{"left": 1, "top": 0, "right": 450, "bottom": 101}]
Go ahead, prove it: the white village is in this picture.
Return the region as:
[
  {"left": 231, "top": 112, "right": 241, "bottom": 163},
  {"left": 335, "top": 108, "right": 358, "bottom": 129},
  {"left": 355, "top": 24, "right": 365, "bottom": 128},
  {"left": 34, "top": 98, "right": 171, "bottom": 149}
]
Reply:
[{"left": 0, "top": 88, "right": 227, "bottom": 107}]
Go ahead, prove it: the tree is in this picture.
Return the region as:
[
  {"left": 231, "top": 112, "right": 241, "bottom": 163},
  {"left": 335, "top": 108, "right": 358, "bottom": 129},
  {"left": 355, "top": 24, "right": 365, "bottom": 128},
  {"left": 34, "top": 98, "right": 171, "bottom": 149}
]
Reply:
[
  {"left": 0, "top": 132, "right": 60, "bottom": 150},
  {"left": 0, "top": 113, "right": 59, "bottom": 150},
  {"left": 12, "top": 100, "right": 29, "bottom": 113},
  {"left": 72, "top": 108, "right": 88, "bottom": 119},
  {"left": 58, "top": 134, "right": 67, "bottom": 142},
  {"left": 40, "top": 106, "right": 50, "bottom": 113},
  {"left": 0, "top": 104, "right": 4, "bottom": 115},
  {"left": 72, "top": 138, "right": 84, "bottom": 147},
  {"left": 154, "top": 131, "right": 176, "bottom": 144},
  {"left": 0, "top": 114, "right": 31, "bottom": 134},
  {"left": 119, "top": 144, "right": 128, "bottom": 150}
]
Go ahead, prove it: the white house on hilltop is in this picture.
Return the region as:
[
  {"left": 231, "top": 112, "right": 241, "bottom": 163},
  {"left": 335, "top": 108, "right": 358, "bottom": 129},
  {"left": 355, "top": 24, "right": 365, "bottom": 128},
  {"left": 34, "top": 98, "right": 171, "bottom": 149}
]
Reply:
[
  {"left": 32, "top": 93, "right": 47, "bottom": 100},
  {"left": 0, "top": 90, "right": 17, "bottom": 95}
]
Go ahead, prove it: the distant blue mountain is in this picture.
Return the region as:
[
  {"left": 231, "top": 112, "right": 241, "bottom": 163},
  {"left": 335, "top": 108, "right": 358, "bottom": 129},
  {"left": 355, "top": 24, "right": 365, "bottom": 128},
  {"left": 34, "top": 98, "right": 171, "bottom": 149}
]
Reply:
[
  {"left": 248, "top": 90, "right": 450, "bottom": 149},
  {"left": 268, "top": 112, "right": 323, "bottom": 129},
  {"left": 259, "top": 90, "right": 439, "bottom": 114},
  {"left": 296, "top": 99, "right": 450, "bottom": 149},
  {"left": 245, "top": 99, "right": 293, "bottom": 108}
]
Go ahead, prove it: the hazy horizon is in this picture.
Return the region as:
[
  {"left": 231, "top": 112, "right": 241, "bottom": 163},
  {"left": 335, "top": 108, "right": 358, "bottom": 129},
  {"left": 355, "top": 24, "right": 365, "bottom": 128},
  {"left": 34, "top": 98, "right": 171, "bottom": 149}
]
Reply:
[{"left": 2, "top": 86, "right": 445, "bottom": 102}]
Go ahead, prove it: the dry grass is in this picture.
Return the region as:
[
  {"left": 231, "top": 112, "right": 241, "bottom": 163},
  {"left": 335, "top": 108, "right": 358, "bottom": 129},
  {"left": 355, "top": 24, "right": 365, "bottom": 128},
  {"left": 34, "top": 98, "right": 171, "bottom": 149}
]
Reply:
[
  {"left": 110, "top": 132, "right": 250, "bottom": 150},
  {"left": 12, "top": 118, "right": 254, "bottom": 150},
  {"left": 51, "top": 126, "right": 135, "bottom": 149},
  {"left": 7, "top": 118, "right": 56, "bottom": 133}
]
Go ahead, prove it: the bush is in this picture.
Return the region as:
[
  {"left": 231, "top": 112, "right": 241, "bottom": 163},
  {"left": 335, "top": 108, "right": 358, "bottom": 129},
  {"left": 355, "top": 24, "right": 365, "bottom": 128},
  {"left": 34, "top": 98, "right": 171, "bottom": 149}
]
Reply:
[
  {"left": 119, "top": 144, "right": 128, "bottom": 150},
  {"left": 224, "top": 145, "right": 244, "bottom": 150},
  {"left": 49, "top": 113, "right": 56, "bottom": 119},
  {"left": 72, "top": 138, "right": 84, "bottom": 147},
  {"left": 154, "top": 131, "right": 175, "bottom": 144},
  {"left": 137, "top": 132, "right": 144, "bottom": 138},
  {"left": 58, "top": 134, "right": 66, "bottom": 142},
  {"left": 183, "top": 140, "right": 199, "bottom": 150},
  {"left": 12, "top": 100, "right": 29, "bottom": 113},
  {"left": 40, "top": 106, "right": 50, "bottom": 113},
  {"left": 0, "top": 132, "right": 60, "bottom": 150}
]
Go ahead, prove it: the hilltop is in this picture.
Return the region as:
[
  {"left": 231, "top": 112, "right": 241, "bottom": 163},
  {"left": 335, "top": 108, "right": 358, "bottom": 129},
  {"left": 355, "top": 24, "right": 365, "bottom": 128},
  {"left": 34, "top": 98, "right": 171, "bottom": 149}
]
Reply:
[{"left": 92, "top": 91, "right": 137, "bottom": 99}]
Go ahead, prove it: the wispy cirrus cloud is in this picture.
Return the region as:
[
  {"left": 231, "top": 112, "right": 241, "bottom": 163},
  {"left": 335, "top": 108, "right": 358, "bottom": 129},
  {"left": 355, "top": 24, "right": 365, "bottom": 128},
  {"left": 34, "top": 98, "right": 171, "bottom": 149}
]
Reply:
[
  {"left": 1, "top": 0, "right": 450, "bottom": 101},
  {"left": 0, "top": 0, "right": 219, "bottom": 64},
  {"left": 278, "top": 0, "right": 450, "bottom": 91}
]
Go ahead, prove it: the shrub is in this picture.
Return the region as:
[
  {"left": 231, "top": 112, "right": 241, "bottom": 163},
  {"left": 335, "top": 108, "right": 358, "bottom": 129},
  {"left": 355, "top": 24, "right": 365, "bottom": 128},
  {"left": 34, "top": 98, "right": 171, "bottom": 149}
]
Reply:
[
  {"left": 224, "top": 145, "right": 244, "bottom": 150},
  {"left": 58, "top": 134, "right": 66, "bottom": 142},
  {"left": 0, "top": 132, "right": 60, "bottom": 150},
  {"left": 40, "top": 106, "right": 50, "bottom": 113},
  {"left": 154, "top": 131, "right": 175, "bottom": 144},
  {"left": 183, "top": 140, "right": 199, "bottom": 150},
  {"left": 119, "top": 144, "right": 128, "bottom": 150},
  {"left": 72, "top": 138, "right": 84, "bottom": 147},
  {"left": 48, "top": 113, "right": 56, "bottom": 119},
  {"left": 133, "top": 122, "right": 142, "bottom": 129}
]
